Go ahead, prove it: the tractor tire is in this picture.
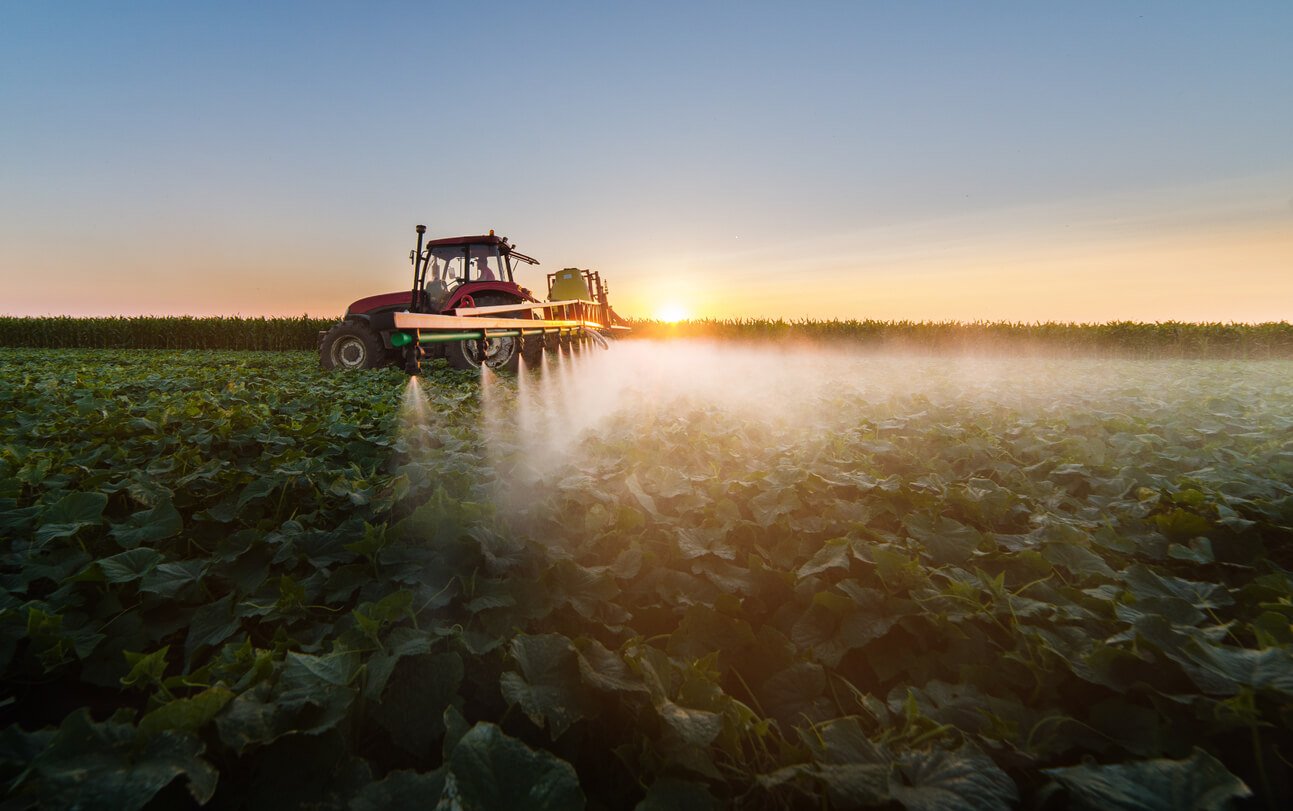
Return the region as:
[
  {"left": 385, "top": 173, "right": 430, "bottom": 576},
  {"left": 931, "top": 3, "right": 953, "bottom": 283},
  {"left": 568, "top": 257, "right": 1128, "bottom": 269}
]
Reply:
[
  {"left": 320, "top": 321, "right": 385, "bottom": 370},
  {"left": 521, "top": 331, "right": 544, "bottom": 368},
  {"left": 444, "top": 293, "right": 527, "bottom": 373}
]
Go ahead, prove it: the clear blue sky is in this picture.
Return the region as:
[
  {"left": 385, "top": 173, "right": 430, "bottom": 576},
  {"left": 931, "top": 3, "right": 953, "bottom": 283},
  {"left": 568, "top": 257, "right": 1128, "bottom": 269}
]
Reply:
[{"left": 2, "top": 1, "right": 1290, "bottom": 320}]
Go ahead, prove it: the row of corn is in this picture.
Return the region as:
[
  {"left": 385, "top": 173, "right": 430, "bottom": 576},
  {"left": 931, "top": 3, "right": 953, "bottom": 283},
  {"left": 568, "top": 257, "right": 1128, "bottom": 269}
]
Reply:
[
  {"left": 0, "top": 316, "right": 337, "bottom": 351},
  {"left": 624, "top": 318, "right": 1293, "bottom": 358}
]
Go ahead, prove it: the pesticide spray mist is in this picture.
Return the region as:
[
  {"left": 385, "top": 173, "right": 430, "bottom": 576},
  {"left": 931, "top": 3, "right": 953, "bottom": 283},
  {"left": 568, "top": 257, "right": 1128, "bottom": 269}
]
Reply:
[
  {"left": 398, "top": 339, "right": 1275, "bottom": 536},
  {"left": 471, "top": 340, "right": 1106, "bottom": 517}
]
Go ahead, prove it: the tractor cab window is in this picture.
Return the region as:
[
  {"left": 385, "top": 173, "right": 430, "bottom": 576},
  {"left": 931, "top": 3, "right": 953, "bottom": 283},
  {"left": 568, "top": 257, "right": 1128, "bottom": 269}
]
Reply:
[
  {"left": 428, "top": 247, "right": 467, "bottom": 285},
  {"left": 425, "top": 246, "right": 466, "bottom": 307},
  {"left": 468, "top": 244, "right": 504, "bottom": 282}
]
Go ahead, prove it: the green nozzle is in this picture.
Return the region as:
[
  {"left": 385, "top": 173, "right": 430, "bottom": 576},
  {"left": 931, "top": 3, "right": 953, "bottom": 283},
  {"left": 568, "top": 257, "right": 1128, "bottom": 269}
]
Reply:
[{"left": 390, "top": 331, "right": 414, "bottom": 347}]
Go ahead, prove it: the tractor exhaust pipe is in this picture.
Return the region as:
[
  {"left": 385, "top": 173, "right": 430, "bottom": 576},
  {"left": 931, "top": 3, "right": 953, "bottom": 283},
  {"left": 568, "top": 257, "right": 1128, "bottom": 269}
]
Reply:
[{"left": 409, "top": 224, "right": 427, "bottom": 310}]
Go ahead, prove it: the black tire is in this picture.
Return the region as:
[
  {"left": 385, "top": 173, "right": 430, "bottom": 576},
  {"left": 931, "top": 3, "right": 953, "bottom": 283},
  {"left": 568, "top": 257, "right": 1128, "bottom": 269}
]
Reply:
[
  {"left": 520, "top": 332, "right": 544, "bottom": 367},
  {"left": 319, "top": 321, "right": 386, "bottom": 370},
  {"left": 444, "top": 293, "right": 529, "bottom": 373}
]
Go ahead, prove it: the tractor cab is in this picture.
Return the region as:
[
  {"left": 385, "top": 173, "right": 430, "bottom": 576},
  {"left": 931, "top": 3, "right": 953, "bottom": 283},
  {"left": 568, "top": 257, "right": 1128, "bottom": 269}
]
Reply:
[{"left": 411, "top": 233, "right": 539, "bottom": 312}]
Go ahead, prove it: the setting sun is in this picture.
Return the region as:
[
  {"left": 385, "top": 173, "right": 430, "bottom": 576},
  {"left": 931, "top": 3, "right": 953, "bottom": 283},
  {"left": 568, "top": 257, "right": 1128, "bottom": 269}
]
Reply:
[{"left": 655, "top": 304, "right": 688, "bottom": 323}]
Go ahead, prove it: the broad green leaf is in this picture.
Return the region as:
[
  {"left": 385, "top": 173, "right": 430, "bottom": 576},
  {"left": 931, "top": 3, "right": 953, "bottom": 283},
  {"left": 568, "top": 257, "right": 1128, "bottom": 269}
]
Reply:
[
  {"left": 890, "top": 743, "right": 1018, "bottom": 811},
  {"left": 790, "top": 588, "right": 902, "bottom": 667},
  {"left": 1168, "top": 537, "right": 1215, "bottom": 564},
  {"left": 574, "top": 637, "right": 648, "bottom": 694},
  {"left": 139, "top": 686, "right": 234, "bottom": 738},
  {"left": 443, "top": 722, "right": 585, "bottom": 811},
  {"left": 110, "top": 498, "right": 182, "bottom": 548},
  {"left": 1043, "top": 542, "right": 1116, "bottom": 579},
  {"left": 1115, "top": 595, "right": 1208, "bottom": 627},
  {"left": 748, "top": 485, "right": 801, "bottom": 527},
  {"left": 283, "top": 650, "right": 358, "bottom": 688},
  {"left": 139, "top": 559, "right": 206, "bottom": 597},
  {"left": 121, "top": 646, "right": 169, "bottom": 688},
  {"left": 235, "top": 475, "right": 283, "bottom": 509},
  {"left": 659, "top": 701, "right": 723, "bottom": 748},
  {"left": 41, "top": 490, "right": 109, "bottom": 526},
  {"left": 273, "top": 651, "right": 359, "bottom": 741},
  {"left": 797, "top": 538, "right": 853, "bottom": 578},
  {"left": 499, "top": 633, "right": 589, "bottom": 739},
  {"left": 904, "top": 514, "right": 982, "bottom": 565},
  {"left": 215, "top": 683, "right": 285, "bottom": 753},
  {"left": 363, "top": 626, "right": 436, "bottom": 700},
  {"left": 35, "top": 491, "right": 108, "bottom": 545},
  {"left": 97, "top": 548, "right": 163, "bottom": 584},
  {"left": 1123, "top": 565, "right": 1231, "bottom": 609},
  {"left": 624, "top": 474, "right": 658, "bottom": 517},
  {"left": 12, "top": 708, "right": 218, "bottom": 808},
  {"left": 184, "top": 593, "right": 240, "bottom": 666},
  {"left": 1042, "top": 748, "right": 1251, "bottom": 810},
  {"left": 1134, "top": 615, "right": 1293, "bottom": 695},
  {"left": 1154, "top": 508, "right": 1211, "bottom": 541},
  {"left": 0, "top": 501, "right": 41, "bottom": 537},
  {"left": 1180, "top": 641, "right": 1293, "bottom": 696},
  {"left": 351, "top": 768, "right": 446, "bottom": 811},
  {"left": 895, "top": 681, "right": 1031, "bottom": 739},
  {"left": 354, "top": 588, "right": 415, "bottom": 635}
]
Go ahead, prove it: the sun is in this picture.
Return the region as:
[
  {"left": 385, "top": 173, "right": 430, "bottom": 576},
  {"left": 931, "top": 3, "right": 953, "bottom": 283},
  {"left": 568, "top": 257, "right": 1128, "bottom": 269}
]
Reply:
[{"left": 656, "top": 304, "right": 688, "bottom": 323}]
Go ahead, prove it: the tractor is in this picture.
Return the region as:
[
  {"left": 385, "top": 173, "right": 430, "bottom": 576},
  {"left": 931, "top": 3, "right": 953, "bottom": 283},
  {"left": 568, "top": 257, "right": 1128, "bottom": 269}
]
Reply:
[{"left": 319, "top": 225, "right": 626, "bottom": 374}]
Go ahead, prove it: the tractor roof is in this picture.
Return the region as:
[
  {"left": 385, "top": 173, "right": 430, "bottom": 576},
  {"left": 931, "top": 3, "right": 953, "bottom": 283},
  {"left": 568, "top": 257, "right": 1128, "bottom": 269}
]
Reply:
[
  {"left": 425, "top": 233, "right": 539, "bottom": 264},
  {"left": 424, "top": 234, "right": 505, "bottom": 248}
]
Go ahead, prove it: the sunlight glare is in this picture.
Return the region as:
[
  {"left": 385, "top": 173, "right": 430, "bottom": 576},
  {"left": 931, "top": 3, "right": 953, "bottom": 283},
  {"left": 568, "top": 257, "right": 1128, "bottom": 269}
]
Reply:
[{"left": 656, "top": 304, "right": 688, "bottom": 323}]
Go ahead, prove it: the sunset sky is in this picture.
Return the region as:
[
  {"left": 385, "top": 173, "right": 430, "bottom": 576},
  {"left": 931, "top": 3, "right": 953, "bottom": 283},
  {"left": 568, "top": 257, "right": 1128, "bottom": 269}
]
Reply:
[{"left": 2, "top": 1, "right": 1290, "bottom": 322}]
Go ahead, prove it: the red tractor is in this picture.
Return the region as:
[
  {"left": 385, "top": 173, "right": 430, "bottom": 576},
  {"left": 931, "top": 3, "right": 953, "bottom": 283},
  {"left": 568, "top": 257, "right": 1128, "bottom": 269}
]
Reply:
[{"left": 319, "top": 225, "right": 625, "bottom": 374}]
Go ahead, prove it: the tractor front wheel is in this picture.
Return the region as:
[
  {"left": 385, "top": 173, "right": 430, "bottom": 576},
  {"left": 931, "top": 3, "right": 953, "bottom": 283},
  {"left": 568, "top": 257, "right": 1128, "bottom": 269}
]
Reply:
[
  {"left": 445, "top": 293, "right": 526, "bottom": 373},
  {"left": 320, "top": 321, "right": 385, "bottom": 370},
  {"left": 445, "top": 332, "right": 521, "bottom": 372}
]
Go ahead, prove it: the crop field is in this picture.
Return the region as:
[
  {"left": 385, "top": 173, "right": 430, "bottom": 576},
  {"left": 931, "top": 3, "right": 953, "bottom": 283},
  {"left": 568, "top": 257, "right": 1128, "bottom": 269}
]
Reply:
[
  {"left": 2, "top": 316, "right": 1292, "bottom": 358},
  {"left": 2, "top": 344, "right": 1292, "bottom": 809}
]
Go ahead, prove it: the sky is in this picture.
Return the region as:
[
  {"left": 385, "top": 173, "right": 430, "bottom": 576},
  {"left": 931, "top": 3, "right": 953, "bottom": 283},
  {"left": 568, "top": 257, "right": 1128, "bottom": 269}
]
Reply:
[{"left": 2, "top": 1, "right": 1290, "bottom": 322}]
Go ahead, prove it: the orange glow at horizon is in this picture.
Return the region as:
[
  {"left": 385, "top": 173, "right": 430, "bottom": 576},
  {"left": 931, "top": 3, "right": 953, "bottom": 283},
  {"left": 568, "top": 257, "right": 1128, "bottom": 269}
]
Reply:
[
  {"left": 608, "top": 217, "right": 1293, "bottom": 324},
  {"left": 3, "top": 212, "right": 1290, "bottom": 324}
]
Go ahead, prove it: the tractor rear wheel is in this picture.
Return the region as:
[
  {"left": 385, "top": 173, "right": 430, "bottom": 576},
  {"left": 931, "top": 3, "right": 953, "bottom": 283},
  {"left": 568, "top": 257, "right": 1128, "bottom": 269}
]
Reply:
[
  {"left": 445, "top": 293, "right": 528, "bottom": 373},
  {"left": 320, "top": 321, "right": 385, "bottom": 370}
]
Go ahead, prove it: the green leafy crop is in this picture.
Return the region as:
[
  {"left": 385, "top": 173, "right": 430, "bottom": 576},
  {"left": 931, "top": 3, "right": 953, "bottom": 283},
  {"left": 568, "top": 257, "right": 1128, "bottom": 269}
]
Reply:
[{"left": 1, "top": 348, "right": 1291, "bottom": 808}]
